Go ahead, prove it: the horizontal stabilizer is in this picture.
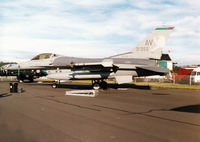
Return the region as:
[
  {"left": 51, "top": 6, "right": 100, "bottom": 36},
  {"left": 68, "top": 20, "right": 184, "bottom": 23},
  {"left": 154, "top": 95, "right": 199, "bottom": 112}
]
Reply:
[
  {"left": 136, "top": 66, "right": 169, "bottom": 77},
  {"left": 137, "top": 66, "right": 169, "bottom": 73}
]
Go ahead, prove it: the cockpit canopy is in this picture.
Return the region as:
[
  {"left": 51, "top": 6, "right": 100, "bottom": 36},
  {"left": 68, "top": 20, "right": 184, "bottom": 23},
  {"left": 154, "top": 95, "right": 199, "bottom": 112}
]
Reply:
[{"left": 31, "top": 53, "right": 58, "bottom": 60}]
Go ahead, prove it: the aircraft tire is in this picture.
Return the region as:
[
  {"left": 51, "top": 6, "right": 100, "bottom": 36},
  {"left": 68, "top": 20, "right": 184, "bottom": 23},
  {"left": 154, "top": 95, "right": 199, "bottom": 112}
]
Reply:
[
  {"left": 92, "top": 82, "right": 100, "bottom": 90},
  {"left": 52, "top": 83, "right": 57, "bottom": 89},
  {"left": 100, "top": 81, "right": 108, "bottom": 90}
]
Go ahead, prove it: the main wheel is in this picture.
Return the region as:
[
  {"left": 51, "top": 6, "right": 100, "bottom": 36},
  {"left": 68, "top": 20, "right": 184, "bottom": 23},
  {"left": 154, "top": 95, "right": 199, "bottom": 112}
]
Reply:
[
  {"left": 100, "top": 81, "right": 108, "bottom": 90},
  {"left": 52, "top": 83, "right": 57, "bottom": 88},
  {"left": 92, "top": 82, "right": 100, "bottom": 90}
]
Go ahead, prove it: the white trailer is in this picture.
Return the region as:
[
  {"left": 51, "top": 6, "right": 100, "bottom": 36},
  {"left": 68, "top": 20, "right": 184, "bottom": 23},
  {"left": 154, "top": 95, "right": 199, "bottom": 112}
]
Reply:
[{"left": 190, "top": 68, "right": 200, "bottom": 83}]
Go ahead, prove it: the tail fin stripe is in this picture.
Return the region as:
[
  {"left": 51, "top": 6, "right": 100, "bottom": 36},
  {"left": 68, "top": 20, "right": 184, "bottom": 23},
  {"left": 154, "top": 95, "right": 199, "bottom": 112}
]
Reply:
[{"left": 155, "top": 27, "right": 174, "bottom": 30}]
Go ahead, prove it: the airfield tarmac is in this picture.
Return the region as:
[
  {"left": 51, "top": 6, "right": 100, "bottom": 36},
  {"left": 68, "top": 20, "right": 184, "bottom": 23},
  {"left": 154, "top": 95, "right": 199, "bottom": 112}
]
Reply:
[{"left": 0, "top": 81, "right": 200, "bottom": 142}]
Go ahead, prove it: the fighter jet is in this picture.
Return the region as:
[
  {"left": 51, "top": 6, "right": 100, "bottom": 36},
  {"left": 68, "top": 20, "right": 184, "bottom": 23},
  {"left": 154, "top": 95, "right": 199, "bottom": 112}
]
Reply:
[
  {"left": 1, "top": 25, "right": 174, "bottom": 88},
  {"left": 45, "top": 25, "right": 174, "bottom": 89}
]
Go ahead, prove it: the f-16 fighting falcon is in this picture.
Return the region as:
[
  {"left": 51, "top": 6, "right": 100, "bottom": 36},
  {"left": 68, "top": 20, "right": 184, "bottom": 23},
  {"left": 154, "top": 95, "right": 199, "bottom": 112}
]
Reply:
[{"left": 0, "top": 25, "right": 174, "bottom": 89}]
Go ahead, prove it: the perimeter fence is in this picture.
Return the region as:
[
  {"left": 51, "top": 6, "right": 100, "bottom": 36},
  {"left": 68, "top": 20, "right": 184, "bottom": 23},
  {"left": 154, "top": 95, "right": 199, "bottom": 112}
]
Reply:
[{"left": 135, "top": 74, "right": 200, "bottom": 85}]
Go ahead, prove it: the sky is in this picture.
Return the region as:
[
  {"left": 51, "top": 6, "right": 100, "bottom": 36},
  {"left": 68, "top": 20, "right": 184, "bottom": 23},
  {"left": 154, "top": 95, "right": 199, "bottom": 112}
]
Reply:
[{"left": 0, "top": 0, "right": 200, "bottom": 65}]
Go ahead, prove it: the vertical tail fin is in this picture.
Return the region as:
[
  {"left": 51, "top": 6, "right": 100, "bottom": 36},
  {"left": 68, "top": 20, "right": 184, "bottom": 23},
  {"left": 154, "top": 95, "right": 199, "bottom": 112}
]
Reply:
[{"left": 112, "top": 25, "right": 174, "bottom": 59}]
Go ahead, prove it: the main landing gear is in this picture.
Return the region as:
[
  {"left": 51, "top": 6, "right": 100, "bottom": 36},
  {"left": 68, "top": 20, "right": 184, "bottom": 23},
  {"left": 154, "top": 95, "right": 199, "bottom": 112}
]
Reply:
[
  {"left": 51, "top": 80, "right": 108, "bottom": 90},
  {"left": 52, "top": 83, "right": 57, "bottom": 88},
  {"left": 51, "top": 80, "right": 61, "bottom": 88},
  {"left": 92, "top": 80, "right": 108, "bottom": 90}
]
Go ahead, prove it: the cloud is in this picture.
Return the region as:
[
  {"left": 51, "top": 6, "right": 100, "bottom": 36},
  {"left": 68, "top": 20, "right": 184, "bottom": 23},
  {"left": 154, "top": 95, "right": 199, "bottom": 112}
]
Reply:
[{"left": 0, "top": 0, "right": 200, "bottom": 65}]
